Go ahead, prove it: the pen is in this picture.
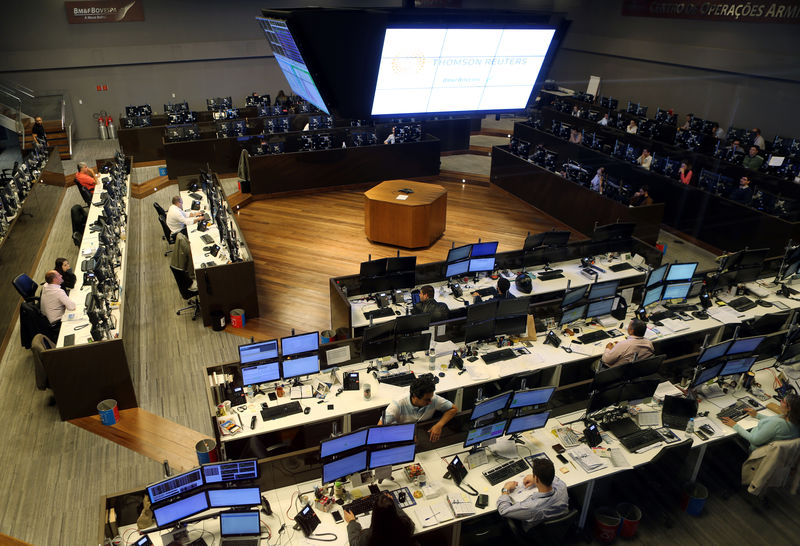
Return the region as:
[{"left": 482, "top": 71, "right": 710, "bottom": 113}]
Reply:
[
  {"left": 236, "top": 414, "right": 243, "bottom": 428},
  {"left": 424, "top": 512, "right": 440, "bottom": 521}
]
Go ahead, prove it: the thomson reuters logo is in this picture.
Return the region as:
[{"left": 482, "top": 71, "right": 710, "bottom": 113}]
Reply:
[{"left": 391, "top": 53, "right": 426, "bottom": 74}]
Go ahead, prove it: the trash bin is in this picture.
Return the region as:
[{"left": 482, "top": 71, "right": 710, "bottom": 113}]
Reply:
[
  {"left": 682, "top": 483, "right": 708, "bottom": 516},
  {"left": 195, "top": 439, "right": 218, "bottom": 464},
  {"left": 230, "top": 308, "right": 245, "bottom": 328},
  {"left": 321, "top": 329, "right": 335, "bottom": 344},
  {"left": 594, "top": 506, "right": 620, "bottom": 543},
  {"left": 211, "top": 310, "right": 226, "bottom": 331},
  {"left": 97, "top": 399, "right": 119, "bottom": 425},
  {"left": 616, "top": 502, "right": 642, "bottom": 538}
]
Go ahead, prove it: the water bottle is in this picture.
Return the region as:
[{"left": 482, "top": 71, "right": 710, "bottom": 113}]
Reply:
[{"left": 685, "top": 417, "right": 694, "bottom": 435}]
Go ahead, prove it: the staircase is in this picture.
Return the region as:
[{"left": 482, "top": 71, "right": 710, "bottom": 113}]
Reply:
[{"left": 0, "top": 81, "right": 73, "bottom": 160}]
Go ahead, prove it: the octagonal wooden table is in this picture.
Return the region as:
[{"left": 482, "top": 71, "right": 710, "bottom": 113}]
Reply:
[{"left": 364, "top": 180, "right": 447, "bottom": 248}]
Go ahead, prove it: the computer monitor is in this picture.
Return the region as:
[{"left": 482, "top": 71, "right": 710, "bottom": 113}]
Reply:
[
  {"left": 720, "top": 356, "right": 757, "bottom": 377},
  {"left": 591, "top": 222, "right": 635, "bottom": 242},
  {"left": 202, "top": 459, "right": 259, "bottom": 484},
  {"left": 322, "top": 450, "right": 368, "bottom": 484},
  {"left": 207, "top": 487, "right": 261, "bottom": 508},
  {"left": 505, "top": 411, "right": 551, "bottom": 435},
  {"left": 367, "top": 423, "right": 416, "bottom": 445},
  {"left": 447, "top": 245, "right": 472, "bottom": 263},
  {"left": 386, "top": 256, "right": 416, "bottom": 273},
  {"left": 697, "top": 340, "right": 733, "bottom": 364},
  {"left": 509, "top": 387, "right": 555, "bottom": 409},
  {"left": 647, "top": 264, "right": 669, "bottom": 287},
  {"left": 469, "top": 391, "right": 513, "bottom": 421},
  {"left": 497, "top": 297, "right": 530, "bottom": 317},
  {"left": 219, "top": 511, "right": 261, "bottom": 538},
  {"left": 560, "top": 304, "right": 587, "bottom": 325},
  {"left": 587, "top": 384, "right": 624, "bottom": 414},
  {"left": 586, "top": 298, "right": 614, "bottom": 319},
  {"left": 320, "top": 429, "right": 369, "bottom": 458},
  {"left": 587, "top": 280, "right": 619, "bottom": 301},
  {"left": 469, "top": 257, "right": 496, "bottom": 273},
  {"left": 733, "top": 266, "right": 762, "bottom": 284},
  {"left": 619, "top": 378, "right": 660, "bottom": 402},
  {"left": 362, "top": 338, "right": 396, "bottom": 360},
  {"left": 524, "top": 230, "right": 570, "bottom": 250},
  {"left": 360, "top": 258, "right": 388, "bottom": 277},
  {"left": 395, "top": 314, "right": 430, "bottom": 335},
  {"left": 463, "top": 420, "right": 508, "bottom": 448},
  {"left": 467, "top": 301, "right": 497, "bottom": 323},
  {"left": 692, "top": 362, "right": 725, "bottom": 387},
  {"left": 560, "top": 286, "right": 586, "bottom": 308},
  {"left": 464, "top": 319, "right": 495, "bottom": 344},
  {"left": 147, "top": 468, "right": 204, "bottom": 504},
  {"left": 396, "top": 333, "right": 432, "bottom": 355},
  {"left": 281, "top": 332, "right": 319, "bottom": 356},
  {"left": 152, "top": 491, "right": 209, "bottom": 528},
  {"left": 364, "top": 320, "right": 396, "bottom": 341},
  {"left": 641, "top": 285, "right": 663, "bottom": 308},
  {"left": 369, "top": 443, "right": 416, "bottom": 469},
  {"left": 665, "top": 262, "right": 698, "bottom": 282},
  {"left": 471, "top": 241, "right": 498, "bottom": 257},
  {"left": 241, "top": 361, "right": 280, "bottom": 386},
  {"left": 281, "top": 354, "right": 319, "bottom": 380},
  {"left": 495, "top": 315, "right": 528, "bottom": 336},
  {"left": 445, "top": 260, "right": 469, "bottom": 278},
  {"left": 727, "top": 336, "right": 765, "bottom": 356},
  {"left": 662, "top": 282, "right": 691, "bottom": 302}
]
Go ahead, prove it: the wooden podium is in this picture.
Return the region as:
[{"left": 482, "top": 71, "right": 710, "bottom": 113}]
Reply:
[{"left": 364, "top": 180, "right": 447, "bottom": 248}]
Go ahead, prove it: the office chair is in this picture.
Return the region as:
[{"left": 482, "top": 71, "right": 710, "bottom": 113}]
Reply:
[
  {"left": 19, "top": 301, "right": 58, "bottom": 350},
  {"left": 169, "top": 265, "right": 200, "bottom": 320},
  {"left": 72, "top": 231, "right": 82, "bottom": 247},
  {"left": 30, "top": 333, "right": 55, "bottom": 391},
  {"left": 75, "top": 180, "right": 92, "bottom": 207},
  {"left": 506, "top": 508, "right": 578, "bottom": 545},
  {"left": 158, "top": 216, "right": 176, "bottom": 256},
  {"left": 12, "top": 273, "right": 40, "bottom": 303},
  {"left": 153, "top": 201, "right": 167, "bottom": 218},
  {"left": 71, "top": 203, "right": 87, "bottom": 235}
]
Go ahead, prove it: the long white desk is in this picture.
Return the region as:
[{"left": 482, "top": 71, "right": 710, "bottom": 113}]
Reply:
[{"left": 180, "top": 188, "right": 251, "bottom": 270}]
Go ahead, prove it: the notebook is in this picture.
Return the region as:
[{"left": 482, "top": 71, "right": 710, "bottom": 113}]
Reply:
[{"left": 220, "top": 510, "right": 261, "bottom": 545}]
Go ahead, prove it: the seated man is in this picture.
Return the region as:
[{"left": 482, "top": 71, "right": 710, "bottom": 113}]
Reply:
[
  {"left": 379, "top": 375, "right": 458, "bottom": 442},
  {"left": 601, "top": 318, "right": 654, "bottom": 368},
  {"left": 742, "top": 146, "right": 764, "bottom": 171},
  {"left": 497, "top": 458, "right": 568, "bottom": 533},
  {"left": 40, "top": 270, "right": 76, "bottom": 333},
  {"left": 384, "top": 126, "right": 397, "bottom": 144},
  {"left": 75, "top": 161, "right": 100, "bottom": 192},
  {"left": 636, "top": 149, "right": 652, "bottom": 170},
  {"left": 629, "top": 185, "right": 653, "bottom": 207},
  {"left": 411, "top": 285, "right": 449, "bottom": 322},
  {"left": 493, "top": 277, "right": 516, "bottom": 300},
  {"left": 166, "top": 195, "right": 204, "bottom": 236},
  {"left": 729, "top": 176, "right": 754, "bottom": 205}
]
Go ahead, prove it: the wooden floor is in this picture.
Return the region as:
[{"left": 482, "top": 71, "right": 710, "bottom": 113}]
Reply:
[{"left": 231, "top": 180, "right": 581, "bottom": 342}]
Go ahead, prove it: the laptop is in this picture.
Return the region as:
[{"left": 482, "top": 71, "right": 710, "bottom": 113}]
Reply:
[
  {"left": 220, "top": 510, "right": 261, "bottom": 546},
  {"left": 661, "top": 395, "right": 698, "bottom": 430}
]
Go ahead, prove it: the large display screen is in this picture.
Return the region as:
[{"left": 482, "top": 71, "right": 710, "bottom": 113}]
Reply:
[{"left": 372, "top": 28, "right": 556, "bottom": 116}]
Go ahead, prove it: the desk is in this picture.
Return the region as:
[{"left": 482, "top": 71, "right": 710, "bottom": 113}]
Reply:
[{"left": 364, "top": 180, "right": 447, "bottom": 249}]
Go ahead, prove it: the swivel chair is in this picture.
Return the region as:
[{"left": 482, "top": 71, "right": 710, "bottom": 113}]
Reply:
[
  {"left": 159, "top": 216, "right": 176, "bottom": 256},
  {"left": 12, "top": 273, "right": 40, "bottom": 303},
  {"left": 153, "top": 202, "right": 167, "bottom": 218},
  {"left": 506, "top": 508, "right": 579, "bottom": 545},
  {"left": 75, "top": 180, "right": 92, "bottom": 207},
  {"left": 169, "top": 265, "right": 200, "bottom": 320}
]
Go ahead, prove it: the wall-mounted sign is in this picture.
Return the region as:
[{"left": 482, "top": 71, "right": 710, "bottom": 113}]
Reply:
[
  {"left": 622, "top": 0, "right": 800, "bottom": 23},
  {"left": 65, "top": 0, "right": 144, "bottom": 24}
]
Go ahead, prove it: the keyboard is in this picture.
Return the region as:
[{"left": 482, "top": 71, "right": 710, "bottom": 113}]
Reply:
[
  {"left": 483, "top": 459, "right": 530, "bottom": 486},
  {"left": 649, "top": 310, "right": 675, "bottom": 322},
  {"left": 189, "top": 192, "right": 203, "bottom": 200},
  {"left": 363, "top": 307, "right": 395, "bottom": 320},
  {"left": 343, "top": 493, "right": 381, "bottom": 516},
  {"left": 609, "top": 263, "right": 634, "bottom": 272},
  {"left": 537, "top": 270, "right": 564, "bottom": 281},
  {"left": 260, "top": 401, "right": 303, "bottom": 421},
  {"left": 578, "top": 330, "right": 610, "bottom": 344},
  {"left": 201, "top": 234, "right": 214, "bottom": 244},
  {"left": 475, "top": 287, "right": 498, "bottom": 297},
  {"left": 665, "top": 303, "right": 698, "bottom": 312},
  {"left": 717, "top": 402, "right": 749, "bottom": 422},
  {"left": 379, "top": 371, "right": 416, "bottom": 387},
  {"left": 728, "top": 296, "right": 756, "bottom": 312},
  {"left": 482, "top": 348, "right": 517, "bottom": 364},
  {"left": 618, "top": 428, "right": 663, "bottom": 452}
]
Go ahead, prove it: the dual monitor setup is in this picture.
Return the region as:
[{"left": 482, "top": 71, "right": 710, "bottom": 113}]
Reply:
[
  {"left": 444, "top": 241, "right": 499, "bottom": 278},
  {"left": 464, "top": 386, "right": 555, "bottom": 449},
  {"left": 587, "top": 355, "right": 665, "bottom": 414},
  {"left": 690, "top": 335, "right": 765, "bottom": 389},
  {"left": 559, "top": 279, "right": 620, "bottom": 326},
  {"left": 238, "top": 332, "right": 320, "bottom": 388},
  {"left": 362, "top": 313, "right": 432, "bottom": 361},
  {"left": 463, "top": 296, "right": 531, "bottom": 345},
  {"left": 359, "top": 255, "right": 417, "bottom": 294},
  {"left": 639, "top": 262, "right": 699, "bottom": 311}
]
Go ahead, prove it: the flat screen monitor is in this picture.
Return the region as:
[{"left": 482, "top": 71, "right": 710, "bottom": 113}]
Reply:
[
  {"left": 445, "top": 260, "right": 470, "bottom": 278},
  {"left": 665, "top": 262, "right": 698, "bottom": 282},
  {"left": 592, "top": 222, "right": 635, "bottom": 242},
  {"left": 734, "top": 266, "right": 761, "bottom": 284},
  {"left": 281, "top": 354, "right": 319, "bottom": 380},
  {"left": 464, "top": 319, "right": 495, "bottom": 344},
  {"left": 560, "top": 304, "right": 587, "bottom": 325},
  {"left": 620, "top": 378, "right": 660, "bottom": 402},
  {"left": 202, "top": 459, "right": 259, "bottom": 484},
  {"left": 646, "top": 264, "right": 669, "bottom": 287},
  {"left": 587, "top": 280, "right": 619, "bottom": 301},
  {"left": 505, "top": 411, "right": 550, "bottom": 435},
  {"left": 587, "top": 384, "right": 623, "bottom": 414},
  {"left": 642, "top": 285, "right": 663, "bottom": 308},
  {"left": 698, "top": 340, "right": 732, "bottom": 364},
  {"left": 469, "top": 391, "right": 513, "bottom": 421},
  {"left": 509, "top": 387, "right": 555, "bottom": 409},
  {"left": 364, "top": 320, "right": 396, "bottom": 342},
  {"left": 322, "top": 450, "right": 368, "bottom": 484},
  {"left": 152, "top": 491, "right": 209, "bottom": 527},
  {"left": 463, "top": 420, "right": 508, "bottom": 448},
  {"left": 220, "top": 511, "right": 261, "bottom": 537},
  {"left": 360, "top": 258, "right": 388, "bottom": 277},
  {"left": 369, "top": 443, "right": 416, "bottom": 469},
  {"left": 561, "top": 286, "right": 586, "bottom": 308},
  {"left": 471, "top": 241, "right": 498, "bottom": 257},
  {"left": 241, "top": 361, "right": 280, "bottom": 386},
  {"left": 447, "top": 244, "right": 472, "bottom": 263},
  {"left": 497, "top": 297, "right": 529, "bottom": 317},
  {"left": 692, "top": 362, "right": 725, "bottom": 387},
  {"left": 495, "top": 315, "right": 528, "bottom": 336},
  {"left": 662, "top": 282, "right": 691, "bottom": 301},
  {"left": 147, "top": 469, "right": 204, "bottom": 505},
  {"left": 469, "top": 257, "right": 496, "bottom": 273},
  {"left": 362, "top": 338, "right": 395, "bottom": 360},
  {"left": 524, "top": 230, "right": 570, "bottom": 250},
  {"left": 320, "top": 429, "right": 369, "bottom": 458},
  {"left": 371, "top": 28, "right": 557, "bottom": 116},
  {"left": 467, "top": 301, "right": 497, "bottom": 323},
  {"left": 281, "top": 332, "right": 319, "bottom": 356},
  {"left": 386, "top": 256, "right": 416, "bottom": 273},
  {"left": 207, "top": 487, "right": 261, "bottom": 508},
  {"left": 727, "top": 336, "right": 765, "bottom": 356},
  {"left": 367, "top": 423, "right": 416, "bottom": 445},
  {"left": 396, "top": 332, "right": 432, "bottom": 354},
  {"left": 256, "top": 18, "right": 329, "bottom": 114},
  {"left": 395, "top": 314, "right": 430, "bottom": 335},
  {"left": 720, "top": 356, "right": 756, "bottom": 376},
  {"left": 586, "top": 298, "right": 614, "bottom": 319}
]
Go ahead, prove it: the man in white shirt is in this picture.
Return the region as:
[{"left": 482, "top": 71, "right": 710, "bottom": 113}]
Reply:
[
  {"left": 598, "top": 114, "right": 609, "bottom": 126},
  {"left": 40, "top": 270, "right": 76, "bottom": 328},
  {"left": 636, "top": 149, "right": 652, "bottom": 170},
  {"left": 626, "top": 120, "right": 638, "bottom": 134},
  {"left": 166, "top": 195, "right": 203, "bottom": 236},
  {"left": 384, "top": 126, "right": 397, "bottom": 144},
  {"left": 379, "top": 374, "right": 458, "bottom": 442},
  {"left": 752, "top": 128, "right": 765, "bottom": 150}
]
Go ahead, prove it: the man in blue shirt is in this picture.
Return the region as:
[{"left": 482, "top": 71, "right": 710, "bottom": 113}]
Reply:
[
  {"left": 380, "top": 375, "right": 458, "bottom": 442},
  {"left": 497, "top": 458, "right": 568, "bottom": 532}
]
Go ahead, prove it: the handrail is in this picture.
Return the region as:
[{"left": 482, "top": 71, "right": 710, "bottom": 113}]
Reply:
[
  {"left": 0, "top": 87, "right": 24, "bottom": 148},
  {"left": 0, "top": 80, "right": 35, "bottom": 99}
]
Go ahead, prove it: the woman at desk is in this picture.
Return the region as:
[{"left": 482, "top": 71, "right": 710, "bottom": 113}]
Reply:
[
  {"left": 344, "top": 493, "right": 418, "bottom": 546},
  {"left": 722, "top": 394, "right": 800, "bottom": 451},
  {"left": 55, "top": 257, "right": 76, "bottom": 293}
]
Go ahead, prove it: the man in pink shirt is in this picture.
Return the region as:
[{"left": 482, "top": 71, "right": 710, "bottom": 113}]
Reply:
[
  {"left": 601, "top": 319, "right": 654, "bottom": 368},
  {"left": 40, "top": 270, "right": 76, "bottom": 332}
]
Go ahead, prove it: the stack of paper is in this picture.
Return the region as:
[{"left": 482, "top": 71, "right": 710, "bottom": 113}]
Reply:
[
  {"left": 707, "top": 306, "right": 743, "bottom": 324},
  {"left": 447, "top": 492, "right": 476, "bottom": 517},
  {"left": 660, "top": 318, "right": 689, "bottom": 333},
  {"left": 415, "top": 499, "right": 454, "bottom": 528},
  {"left": 568, "top": 445, "right": 608, "bottom": 473}
]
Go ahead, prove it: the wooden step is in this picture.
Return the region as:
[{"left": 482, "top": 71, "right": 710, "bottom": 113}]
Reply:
[
  {"left": 131, "top": 175, "right": 173, "bottom": 199},
  {"left": 437, "top": 169, "right": 490, "bottom": 186},
  {"left": 0, "top": 533, "right": 34, "bottom": 546},
  {"left": 227, "top": 190, "right": 253, "bottom": 211}
]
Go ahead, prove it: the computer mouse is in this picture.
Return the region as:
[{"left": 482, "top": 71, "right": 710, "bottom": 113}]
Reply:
[
  {"left": 303, "top": 407, "right": 310, "bottom": 415},
  {"left": 692, "top": 311, "right": 709, "bottom": 319},
  {"left": 756, "top": 300, "right": 772, "bottom": 307},
  {"left": 438, "top": 372, "right": 446, "bottom": 378},
  {"left": 394, "top": 310, "right": 401, "bottom": 315}
]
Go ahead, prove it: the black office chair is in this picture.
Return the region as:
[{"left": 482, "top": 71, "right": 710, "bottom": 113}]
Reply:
[
  {"left": 506, "top": 508, "right": 579, "bottom": 545},
  {"left": 159, "top": 216, "right": 176, "bottom": 256},
  {"left": 169, "top": 265, "right": 200, "bottom": 320},
  {"left": 75, "top": 180, "right": 92, "bottom": 207},
  {"left": 19, "top": 301, "right": 58, "bottom": 350},
  {"left": 12, "top": 273, "right": 40, "bottom": 303},
  {"left": 71, "top": 204, "right": 87, "bottom": 234},
  {"left": 72, "top": 232, "right": 82, "bottom": 247},
  {"left": 153, "top": 201, "right": 167, "bottom": 218}
]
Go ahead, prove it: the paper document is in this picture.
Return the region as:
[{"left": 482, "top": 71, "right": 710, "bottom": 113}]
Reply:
[
  {"left": 447, "top": 492, "right": 476, "bottom": 517},
  {"left": 568, "top": 445, "right": 608, "bottom": 473},
  {"left": 660, "top": 318, "right": 689, "bottom": 333},
  {"left": 415, "top": 499, "right": 454, "bottom": 528},
  {"left": 707, "top": 306, "right": 743, "bottom": 324},
  {"left": 653, "top": 381, "right": 683, "bottom": 401},
  {"left": 290, "top": 385, "right": 313, "bottom": 399}
]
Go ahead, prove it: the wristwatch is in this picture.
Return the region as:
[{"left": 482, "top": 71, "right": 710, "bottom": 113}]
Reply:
[{"left": 501, "top": 488, "right": 509, "bottom": 494}]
